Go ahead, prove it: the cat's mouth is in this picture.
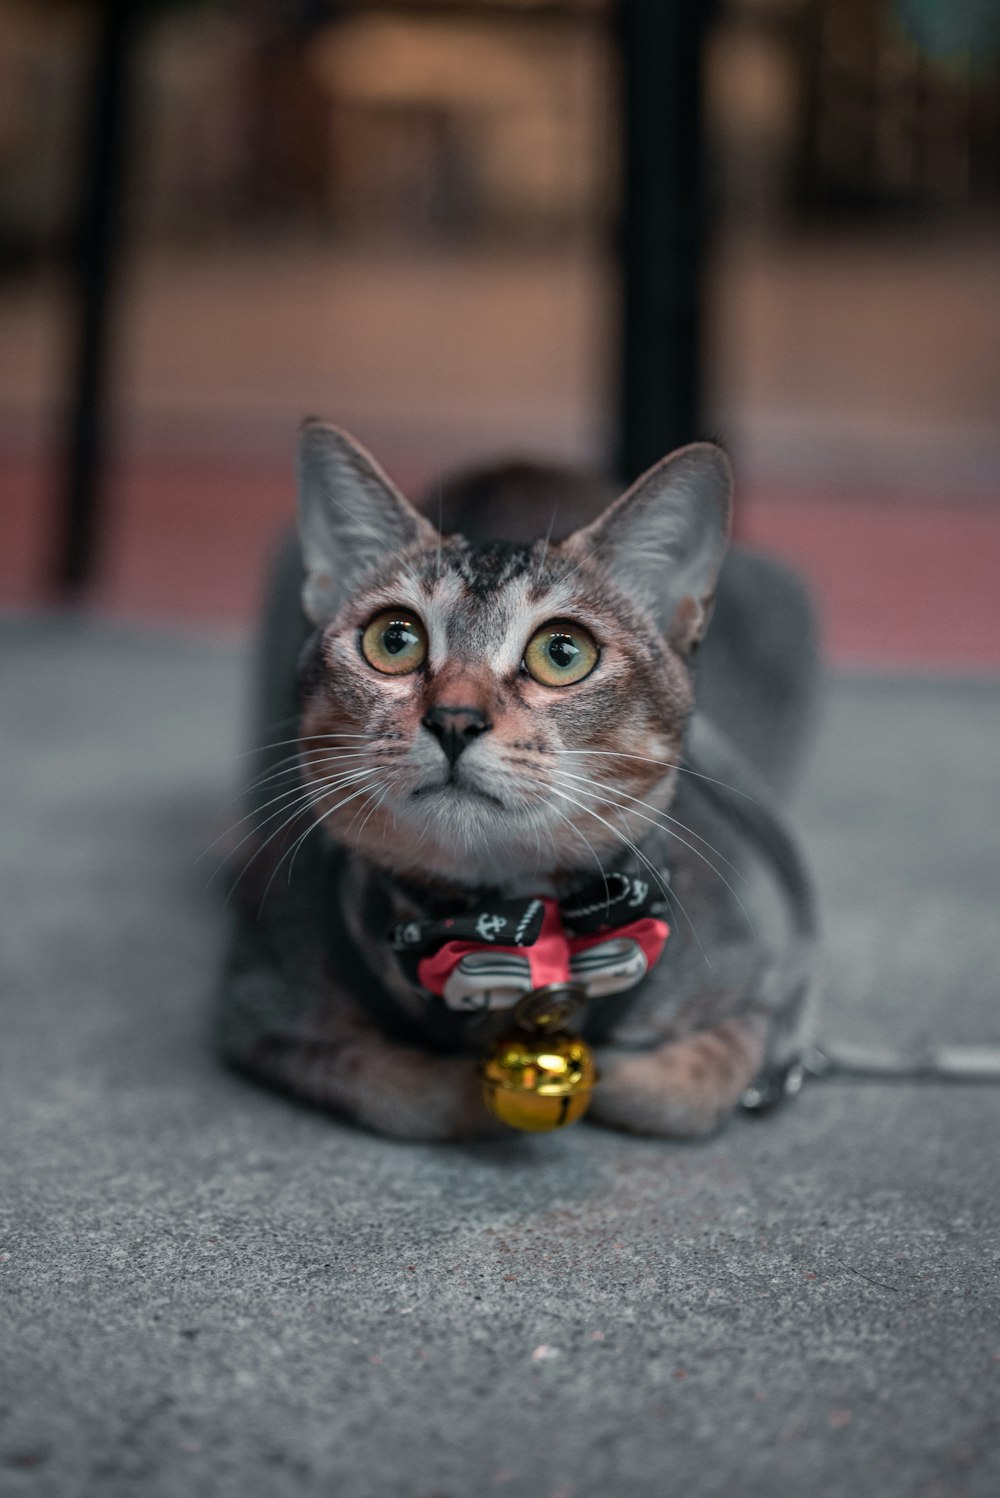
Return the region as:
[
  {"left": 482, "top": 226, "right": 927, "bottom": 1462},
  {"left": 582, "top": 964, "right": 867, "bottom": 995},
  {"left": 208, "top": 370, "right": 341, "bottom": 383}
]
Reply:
[{"left": 411, "top": 777, "right": 505, "bottom": 810}]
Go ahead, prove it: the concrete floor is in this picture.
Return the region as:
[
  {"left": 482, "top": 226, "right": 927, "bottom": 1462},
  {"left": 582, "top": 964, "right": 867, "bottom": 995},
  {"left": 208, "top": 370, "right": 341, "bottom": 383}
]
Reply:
[{"left": 2, "top": 618, "right": 999, "bottom": 1498}]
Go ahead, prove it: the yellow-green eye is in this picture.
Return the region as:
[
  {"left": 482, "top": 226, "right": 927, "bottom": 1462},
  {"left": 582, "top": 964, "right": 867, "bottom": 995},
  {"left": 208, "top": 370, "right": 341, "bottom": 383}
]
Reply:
[
  {"left": 360, "top": 609, "right": 428, "bottom": 676},
  {"left": 523, "top": 620, "right": 599, "bottom": 687}
]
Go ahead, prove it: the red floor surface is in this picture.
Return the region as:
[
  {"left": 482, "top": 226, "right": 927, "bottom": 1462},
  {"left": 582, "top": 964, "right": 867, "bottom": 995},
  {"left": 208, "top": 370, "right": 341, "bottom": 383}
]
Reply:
[
  {"left": 738, "top": 489, "right": 1000, "bottom": 672},
  {"left": 3, "top": 451, "right": 999, "bottom": 672}
]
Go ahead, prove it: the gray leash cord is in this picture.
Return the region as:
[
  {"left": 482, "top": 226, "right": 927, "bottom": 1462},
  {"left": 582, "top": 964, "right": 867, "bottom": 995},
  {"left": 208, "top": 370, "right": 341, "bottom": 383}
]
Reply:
[{"left": 684, "top": 714, "right": 1000, "bottom": 1112}]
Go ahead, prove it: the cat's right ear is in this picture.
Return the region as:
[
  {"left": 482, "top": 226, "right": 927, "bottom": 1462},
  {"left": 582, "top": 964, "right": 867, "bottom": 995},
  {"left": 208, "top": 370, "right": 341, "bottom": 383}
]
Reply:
[
  {"left": 296, "top": 419, "right": 437, "bottom": 626},
  {"left": 564, "top": 442, "right": 732, "bottom": 653}
]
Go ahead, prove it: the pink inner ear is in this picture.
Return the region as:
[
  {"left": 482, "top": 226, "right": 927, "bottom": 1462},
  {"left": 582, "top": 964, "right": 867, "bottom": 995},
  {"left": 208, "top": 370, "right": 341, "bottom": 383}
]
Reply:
[
  {"left": 668, "top": 594, "right": 709, "bottom": 655},
  {"left": 302, "top": 568, "right": 338, "bottom": 627}
]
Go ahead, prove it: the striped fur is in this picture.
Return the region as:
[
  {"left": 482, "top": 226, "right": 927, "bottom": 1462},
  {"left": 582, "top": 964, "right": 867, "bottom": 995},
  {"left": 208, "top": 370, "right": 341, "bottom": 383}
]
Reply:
[{"left": 215, "top": 424, "right": 819, "bottom": 1140}]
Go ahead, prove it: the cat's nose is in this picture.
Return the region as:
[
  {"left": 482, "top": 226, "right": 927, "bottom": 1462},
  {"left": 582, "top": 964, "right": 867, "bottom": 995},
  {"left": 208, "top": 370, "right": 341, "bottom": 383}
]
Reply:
[{"left": 421, "top": 705, "right": 492, "bottom": 767}]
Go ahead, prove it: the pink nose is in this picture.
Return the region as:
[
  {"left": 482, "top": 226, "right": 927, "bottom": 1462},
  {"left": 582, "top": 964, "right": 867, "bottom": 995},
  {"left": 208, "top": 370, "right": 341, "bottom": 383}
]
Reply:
[{"left": 421, "top": 705, "right": 492, "bottom": 766}]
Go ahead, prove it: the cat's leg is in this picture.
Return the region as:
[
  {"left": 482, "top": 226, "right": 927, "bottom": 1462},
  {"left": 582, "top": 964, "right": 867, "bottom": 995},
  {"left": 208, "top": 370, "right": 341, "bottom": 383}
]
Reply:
[
  {"left": 588, "top": 1014, "right": 767, "bottom": 1138},
  {"left": 247, "top": 1014, "right": 500, "bottom": 1143},
  {"left": 216, "top": 933, "right": 499, "bottom": 1141}
]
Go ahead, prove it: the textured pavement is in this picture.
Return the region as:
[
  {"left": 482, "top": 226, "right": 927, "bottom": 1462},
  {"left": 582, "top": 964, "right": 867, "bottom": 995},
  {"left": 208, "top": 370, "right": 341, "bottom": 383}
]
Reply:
[{"left": 2, "top": 618, "right": 999, "bottom": 1498}]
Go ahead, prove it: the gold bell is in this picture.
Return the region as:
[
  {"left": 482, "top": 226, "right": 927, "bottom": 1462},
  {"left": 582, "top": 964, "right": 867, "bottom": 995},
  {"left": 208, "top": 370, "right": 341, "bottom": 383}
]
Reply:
[{"left": 480, "top": 985, "right": 598, "bottom": 1133}]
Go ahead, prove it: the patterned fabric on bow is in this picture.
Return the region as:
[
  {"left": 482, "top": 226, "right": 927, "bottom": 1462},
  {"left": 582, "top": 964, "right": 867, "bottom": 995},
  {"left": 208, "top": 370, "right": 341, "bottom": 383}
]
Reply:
[{"left": 390, "top": 871, "right": 670, "bottom": 1013}]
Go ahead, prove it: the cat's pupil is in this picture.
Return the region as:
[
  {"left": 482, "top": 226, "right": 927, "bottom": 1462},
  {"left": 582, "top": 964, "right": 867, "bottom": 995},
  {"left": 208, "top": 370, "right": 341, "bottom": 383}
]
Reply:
[
  {"left": 548, "top": 635, "right": 578, "bottom": 669},
  {"left": 384, "top": 622, "right": 415, "bottom": 655}
]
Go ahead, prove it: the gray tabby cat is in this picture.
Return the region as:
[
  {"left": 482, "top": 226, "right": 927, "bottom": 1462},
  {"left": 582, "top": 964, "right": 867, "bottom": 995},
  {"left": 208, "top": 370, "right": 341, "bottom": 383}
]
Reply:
[{"left": 215, "top": 420, "right": 820, "bottom": 1139}]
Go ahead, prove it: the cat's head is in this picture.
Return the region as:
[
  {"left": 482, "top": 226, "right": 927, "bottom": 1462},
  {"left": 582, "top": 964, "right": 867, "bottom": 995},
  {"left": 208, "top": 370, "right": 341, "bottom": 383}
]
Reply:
[{"left": 295, "top": 421, "right": 731, "bottom": 891}]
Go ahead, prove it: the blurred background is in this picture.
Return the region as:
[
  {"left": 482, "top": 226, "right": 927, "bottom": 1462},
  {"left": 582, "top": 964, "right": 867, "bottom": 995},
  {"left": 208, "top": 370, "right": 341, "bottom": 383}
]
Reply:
[
  {"left": 2, "top": 0, "right": 999, "bottom": 668},
  {"left": 3, "top": 14, "right": 1000, "bottom": 1484}
]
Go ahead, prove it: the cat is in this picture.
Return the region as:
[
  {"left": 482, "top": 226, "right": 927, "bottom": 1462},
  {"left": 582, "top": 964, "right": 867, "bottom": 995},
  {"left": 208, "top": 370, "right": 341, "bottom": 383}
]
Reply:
[{"left": 215, "top": 420, "right": 820, "bottom": 1140}]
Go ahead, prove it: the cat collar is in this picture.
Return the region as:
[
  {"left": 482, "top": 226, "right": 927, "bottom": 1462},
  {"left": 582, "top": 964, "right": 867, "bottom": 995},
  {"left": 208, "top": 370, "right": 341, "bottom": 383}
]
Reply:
[{"left": 390, "top": 870, "right": 670, "bottom": 1016}]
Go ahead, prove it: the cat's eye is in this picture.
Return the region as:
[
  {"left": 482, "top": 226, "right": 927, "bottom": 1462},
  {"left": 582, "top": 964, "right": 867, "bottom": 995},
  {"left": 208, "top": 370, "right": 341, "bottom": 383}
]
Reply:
[
  {"left": 523, "top": 620, "right": 599, "bottom": 687},
  {"left": 360, "top": 609, "right": 428, "bottom": 676}
]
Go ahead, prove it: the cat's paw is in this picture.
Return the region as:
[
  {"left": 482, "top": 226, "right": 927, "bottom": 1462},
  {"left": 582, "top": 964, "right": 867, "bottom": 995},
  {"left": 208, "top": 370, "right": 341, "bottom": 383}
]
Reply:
[
  {"left": 589, "top": 1019, "right": 766, "bottom": 1139},
  {"left": 350, "top": 1046, "right": 508, "bottom": 1142},
  {"left": 249, "top": 1033, "right": 505, "bottom": 1142}
]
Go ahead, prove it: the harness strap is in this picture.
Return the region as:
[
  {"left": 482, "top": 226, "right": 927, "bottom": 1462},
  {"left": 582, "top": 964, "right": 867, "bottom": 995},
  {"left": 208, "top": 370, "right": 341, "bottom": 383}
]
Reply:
[
  {"left": 685, "top": 713, "right": 1000, "bottom": 1113},
  {"left": 809, "top": 1041, "right": 1000, "bottom": 1083}
]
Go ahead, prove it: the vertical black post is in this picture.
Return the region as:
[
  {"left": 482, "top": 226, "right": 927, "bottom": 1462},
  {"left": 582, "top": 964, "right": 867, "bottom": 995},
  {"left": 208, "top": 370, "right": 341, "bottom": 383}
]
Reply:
[
  {"left": 55, "top": 0, "right": 141, "bottom": 597},
  {"left": 615, "top": 0, "right": 713, "bottom": 482}
]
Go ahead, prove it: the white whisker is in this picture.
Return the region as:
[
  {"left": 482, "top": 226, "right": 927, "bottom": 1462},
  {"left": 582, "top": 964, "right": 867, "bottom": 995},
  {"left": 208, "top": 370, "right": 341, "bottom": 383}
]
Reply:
[
  {"left": 238, "top": 730, "right": 379, "bottom": 761},
  {"left": 277, "top": 772, "right": 398, "bottom": 898},
  {"left": 219, "top": 767, "right": 382, "bottom": 901},
  {"left": 551, "top": 747, "right": 754, "bottom": 801},
  {"left": 551, "top": 774, "right": 756, "bottom": 942},
  {"left": 544, "top": 783, "right": 711, "bottom": 966},
  {"left": 534, "top": 506, "right": 558, "bottom": 584},
  {"left": 256, "top": 776, "right": 385, "bottom": 915},
  {"left": 350, "top": 774, "right": 398, "bottom": 850},
  {"left": 240, "top": 746, "right": 400, "bottom": 805},
  {"left": 557, "top": 769, "right": 748, "bottom": 885},
  {"left": 203, "top": 758, "right": 386, "bottom": 866},
  {"left": 539, "top": 796, "right": 611, "bottom": 905}
]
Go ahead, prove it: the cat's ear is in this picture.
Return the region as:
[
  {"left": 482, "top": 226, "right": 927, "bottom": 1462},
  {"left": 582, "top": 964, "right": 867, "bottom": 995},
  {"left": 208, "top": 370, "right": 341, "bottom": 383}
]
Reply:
[
  {"left": 565, "top": 442, "right": 732, "bottom": 653},
  {"left": 296, "top": 419, "right": 437, "bottom": 625}
]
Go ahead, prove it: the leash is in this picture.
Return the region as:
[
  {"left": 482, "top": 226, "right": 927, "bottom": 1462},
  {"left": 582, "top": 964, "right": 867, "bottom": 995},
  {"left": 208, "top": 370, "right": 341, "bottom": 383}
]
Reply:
[
  {"left": 741, "top": 1042, "right": 1000, "bottom": 1118},
  {"left": 684, "top": 714, "right": 1000, "bottom": 1114}
]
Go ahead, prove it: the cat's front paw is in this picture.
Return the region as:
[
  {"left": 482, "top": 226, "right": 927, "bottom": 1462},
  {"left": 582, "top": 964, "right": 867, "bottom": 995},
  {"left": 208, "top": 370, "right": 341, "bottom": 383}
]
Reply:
[
  {"left": 589, "top": 1018, "right": 766, "bottom": 1138},
  {"left": 354, "top": 1047, "right": 509, "bottom": 1142},
  {"left": 250, "top": 1033, "right": 507, "bottom": 1142}
]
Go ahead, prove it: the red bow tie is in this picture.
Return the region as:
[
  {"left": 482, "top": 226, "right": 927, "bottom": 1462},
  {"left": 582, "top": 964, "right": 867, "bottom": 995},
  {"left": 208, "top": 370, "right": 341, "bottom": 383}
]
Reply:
[{"left": 391, "top": 873, "right": 669, "bottom": 1015}]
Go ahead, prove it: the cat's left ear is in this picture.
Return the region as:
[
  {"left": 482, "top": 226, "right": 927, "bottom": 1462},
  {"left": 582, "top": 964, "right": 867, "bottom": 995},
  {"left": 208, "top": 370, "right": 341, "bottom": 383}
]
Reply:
[
  {"left": 565, "top": 442, "right": 732, "bottom": 653},
  {"left": 296, "top": 419, "right": 438, "bottom": 625}
]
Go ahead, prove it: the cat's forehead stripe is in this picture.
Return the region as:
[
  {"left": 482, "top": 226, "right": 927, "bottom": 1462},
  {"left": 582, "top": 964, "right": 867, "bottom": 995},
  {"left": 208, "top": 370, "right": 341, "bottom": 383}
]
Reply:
[
  {"left": 421, "top": 570, "right": 587, "bottom": 676},
  {"left": 373, "top": 538, "right": 632, "bottom": 678},
  {"left": 411, "top": 543, "right": 518, "bottom": 670}
]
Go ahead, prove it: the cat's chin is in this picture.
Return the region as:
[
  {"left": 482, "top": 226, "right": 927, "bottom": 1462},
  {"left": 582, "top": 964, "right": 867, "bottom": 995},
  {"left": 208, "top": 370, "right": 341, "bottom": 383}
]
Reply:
[
  {"left": 351, "top": 784, "right": 575, "bottom": 893},
  {"left": 410, "top": 781, "right": 506, "bottom": 812},
  {"left": 404, "top": 781, "right": 530, "bottom": 847}
]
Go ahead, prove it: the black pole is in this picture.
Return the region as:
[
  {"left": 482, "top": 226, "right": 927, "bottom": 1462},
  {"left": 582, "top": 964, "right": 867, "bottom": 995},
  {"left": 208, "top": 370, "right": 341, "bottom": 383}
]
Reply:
[
  {"left": 55, "top": 0, "right": 141, "bottom": 597},
  {"left": 615, "top": 0, "right": 713, "bottom": 483}
]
